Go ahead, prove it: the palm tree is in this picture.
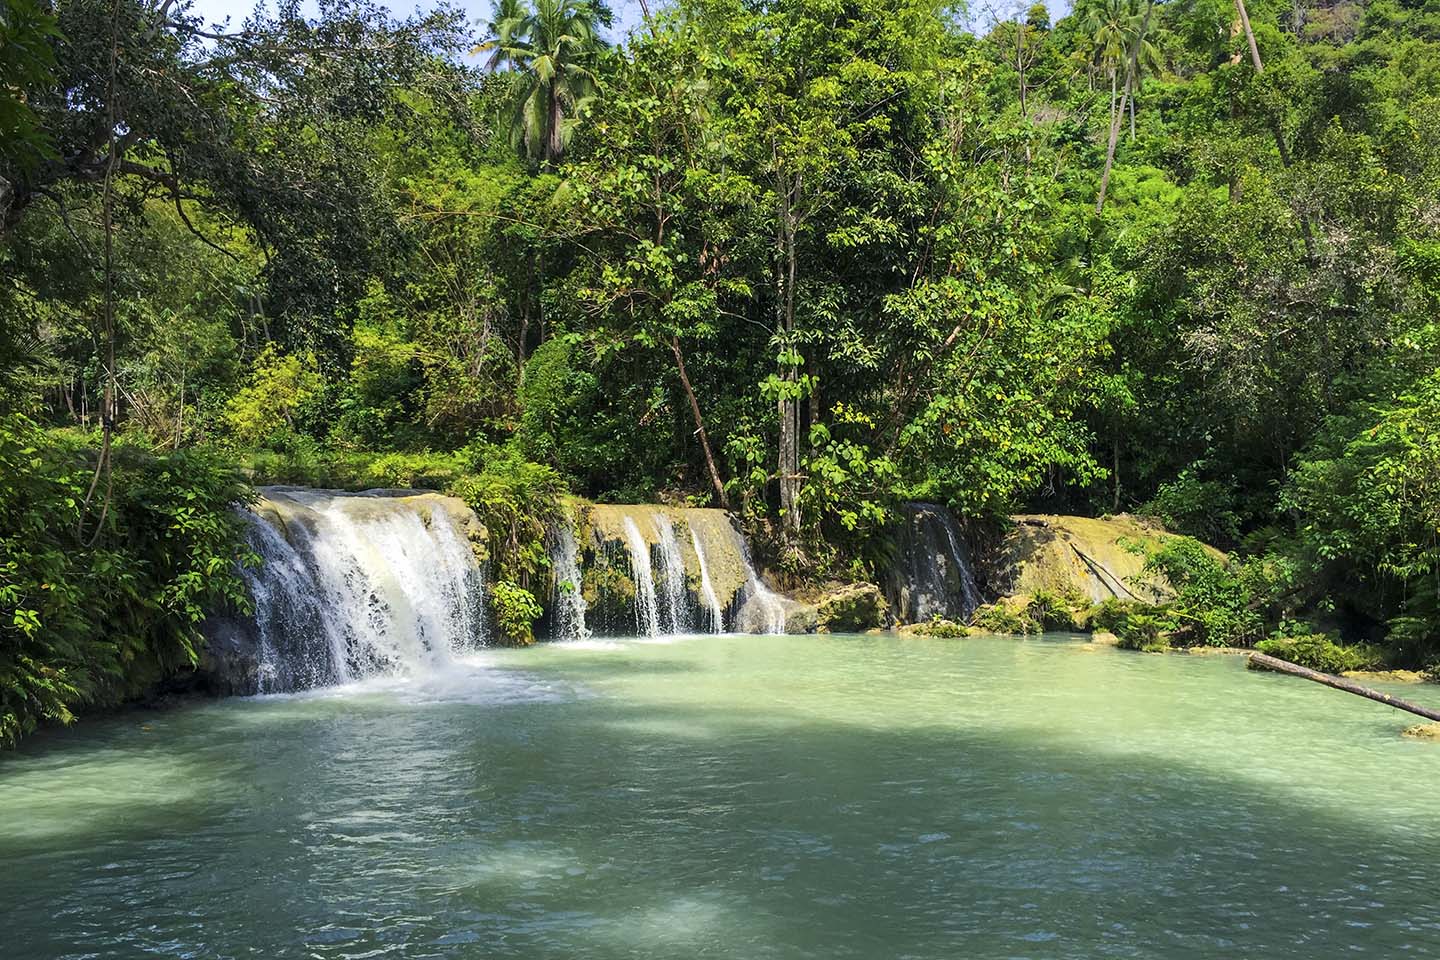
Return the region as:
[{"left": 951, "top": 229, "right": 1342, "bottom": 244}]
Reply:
[
  {"left": 486, "top": 0, "right": 608, "bottom": 167},
  {"left": 1126, "top": 14, "right": 1163, "bottom": 141},
  {"left": 1093, "top": 0, "right": 1157, "bottom": 212},
  {"left": 1087, "top": 0, "right": 1133, "bottom": 129},
  {"left": 474, "top": 0, "right": 531, "bottom": 73}
]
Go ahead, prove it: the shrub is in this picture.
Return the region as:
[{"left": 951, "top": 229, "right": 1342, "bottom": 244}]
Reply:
[
  {"left": 1142, "top": 466, "right": 1242, "bottom": 546},
  {"left": 1, "top": 416, "right": 254, "bottom": 745},
  {"left": 450, "top": 442, "right": 569, "bottom": 589},
  {"left": 909, "top": 616, "right": 965, "bottom": 638},
  {"left": 1139, "top": 537, "right": 1264, "bottom": 647},
  {"left": 1112, "top": 611, "right": 1171, "bottom": 652},
  {"left": 1091, "top": 597, "right": 1134, "bottom": 633},
  {"left": 1256, "top": 634, "right": 1387, "bottom": 674},
  {"left": 1028, "top": 590, "right": 1087, "bottom": 631},
  {"left": 971, "top": 601, "right": 1038, "bottom": 635},
  {"left": 490, "top": 581, "right": 543, "bottom": 646},
  {"left": 1090, "top": 598, "right": 1177, "bottom": 651},
  {"left": 222, "top": 345, "right": 324, "bottom": 445}
]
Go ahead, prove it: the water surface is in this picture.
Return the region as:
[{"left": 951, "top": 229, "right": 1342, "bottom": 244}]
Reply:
[{"left": 3, "top": 634, "right": 1439, "bottom": 958}]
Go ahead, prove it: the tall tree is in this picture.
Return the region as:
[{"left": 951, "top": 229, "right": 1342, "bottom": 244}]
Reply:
[
  {"left": 1094, "top": 0, "right": 1154, "bottom": 213},
  {"left": 492, "top": 0, "right": 609, "bottom": 166}
]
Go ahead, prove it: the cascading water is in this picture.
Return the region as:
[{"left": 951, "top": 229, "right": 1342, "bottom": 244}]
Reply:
[
  {"left": 887, "top": 502, "right": 982, "bottom": 624},
  {"left": 690, "top": 528, "right": 726, "bottom": 633},
  {"left": 621, "top": 516, "right": 662, "bottom": 637},
  {"left": 548, "top": 521, "right": 589, "bottom": 642},
  {"left": 652, "top": 514, "right": 692, "bottom": 634},
  {"left": 570, "top": 504, "right": 786, "bottom": 638},
  {"left": 935, "top": 507, "right": 983, "bottom": 615},
  {"left": 238, "top": 516, "right": 344, "bottom": 692},
  {"left": 224, "top": 488, "right": 488, "bottom": 693},
  {"left": 730, "top": 527, "right": 788, "bottom": 634}
]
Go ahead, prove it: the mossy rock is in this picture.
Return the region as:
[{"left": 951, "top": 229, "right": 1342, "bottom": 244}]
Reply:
[
  {"left": 784, "top": 604, "right": 820, "bottom": 635},
  {"left": 971, "top": 597, "right": 1038, "bottom": 635},
  {"left": 581, "top": 563, "right": 637, "bottom": 631},
  {"left": 815, "top": 583, "right": 888, "bottom": 632},
  {"left": 1402, "top": 723, "right": 1440, "bottom": 741},
  {"left": 987, "top": 514, "right": 1221, "bottom": 605},
  {"left": 899, "top": 617, "right": 966, "bottom": 638}
]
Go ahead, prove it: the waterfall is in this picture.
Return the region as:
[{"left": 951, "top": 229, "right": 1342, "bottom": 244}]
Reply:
[
  {"left": 579, "top": 504, "right": 785, "bottom": 638},
  {"left": 548, "top": 521, "right": 589, "bottom": 642},
  {"left": 887, "top": 502, "right": 982, "bottom": 624},
  {"left": 934, "top": 507, "right": 983, "bottom": 616},
  {"left": 239, "top": 516, "right": 346, "bottom": 692},
  {"left": 225, "top": 488, "right": 488, "bottom": 693},
  {"left": 690, "top": 528, "right": 726, "bottom": 633},
  {"left": 621, "top": 516, "right": 662, "bottom": 637},
  {"left": 652, "top": 514, "right": 692, "bottom": 634},
  {"left": 730, "top": 527, "right": 787, "bottom": 635}
]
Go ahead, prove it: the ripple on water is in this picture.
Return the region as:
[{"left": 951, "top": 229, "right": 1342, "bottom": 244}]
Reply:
[{"left": 3, "top": 634, "right": 1440, "bottom": 959}]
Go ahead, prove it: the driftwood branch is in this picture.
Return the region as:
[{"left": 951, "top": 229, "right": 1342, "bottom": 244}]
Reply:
[{"left": 1248, "top": 653, "right": 1440, "bottom": 722}]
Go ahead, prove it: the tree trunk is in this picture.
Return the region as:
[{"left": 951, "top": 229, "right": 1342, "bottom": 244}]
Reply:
[
  {"left": 670, "top": 335, "right": 730, "bottom": 509},
  {"left": 1248, "top": 654, "right": 1440, "bottom": 722},
  {"left": 807, "top": 354, "right": 821, "bottom": 452},
  {"left": 1232, "top": 0, "right": 1315, "bottom": 257},
  {"left": 1235, "top": 0, "right": 1264, "bottom": 73},
  {"left": 1095, "top": 72, "right": 1131, "bottom": 213},
  {"left": 1112, "top": 436, "right": 1121, "bottom": 512},
  {"left": 777, "top": 177, "right": 802, "bottom": 544},
  {"left": 546, "top": 83, "right": 563, "bottom": 165},
  {"left": 516, "top": 312, "right": 529, "bottom": 386}
]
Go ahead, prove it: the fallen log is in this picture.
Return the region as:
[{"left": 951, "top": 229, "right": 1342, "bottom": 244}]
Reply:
[{"left": 1248, "top": 652, "right": 1440, "bottom": 722}]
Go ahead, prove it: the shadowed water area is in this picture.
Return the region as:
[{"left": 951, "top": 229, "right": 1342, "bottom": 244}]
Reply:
[{"left": 3, "top": 634, "right": 1439, "bottom": 958}]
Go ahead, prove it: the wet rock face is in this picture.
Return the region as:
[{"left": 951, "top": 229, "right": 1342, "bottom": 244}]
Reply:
[
  {"left": 197, "top": 615, "right": 264, "bottom": 696},
  {"left": 569, "top": 504, "right": 787, "bottom": 637},
  {"left": 885, "top": 503, "right": 983, "bottom": 625}
]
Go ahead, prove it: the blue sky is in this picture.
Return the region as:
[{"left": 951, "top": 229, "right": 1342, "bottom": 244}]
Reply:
[
  {"left": 185, "top": 0, "right": 653, "bottom": 49},
  {"left": 184, "top": 0, "right": 1073, "bottom": 56}
]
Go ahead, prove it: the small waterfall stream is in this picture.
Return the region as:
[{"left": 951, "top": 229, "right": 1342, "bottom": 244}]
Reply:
[
  {"left": 652, "top": 514, "right": 692, "bottom": 634},
  {"left": 887, "top": 502, "right": 982, "bottom": 624},
  {"left": 548, "top": 521, "right": 589, "bottom": 642},
  {"left": 621, "top": 516, "right": 662, "bottom": 637},
  {"left": 225, "top": 488, "right": 488, "bottom": 693},
  {"left": 934, "top": 507, "right": 983, "bottom": 616},
  {"left": 691, "top": 528, "right": 726, "bottom": 633},
  {"left": 731, "top": 528, "right": 788, "bottom": 634}
]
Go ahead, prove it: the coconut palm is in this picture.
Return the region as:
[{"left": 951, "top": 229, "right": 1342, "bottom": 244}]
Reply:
[
  {"left": 1087, "top": 0, "right": 1134, "bottom": 123},
  {"left": 1126, "top": 15, "right": 1163, "bottom": 140},
  {"left": 1094, "top": 0, "right": 1158, "bottom": 212},
  {"left": 474, "top": 0, "right": 531, "bottom": 72},
  {"left": 489, "top": 0, "right": 608, "bottom": 167}
]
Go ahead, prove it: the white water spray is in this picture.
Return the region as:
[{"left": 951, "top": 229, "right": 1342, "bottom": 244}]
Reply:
[
  {"left": 622, "top": 516, "right": 662, "bottom": 637},
  {"left": 730, "top": 527, "right": 787, "bottom": 634},
  {"left": 690, "top": 528, "right": 726, "bottom": 633},
  {"left": 235, "top": 489, "right": 487, "bottom": 692},
  {"left": 889, "top": 503, "right": 982, "bottom": 623},
  {"left": 549, "top": 521, "right": 589, "bottom": 641},
  {"left": 652, "top": 514, "right": 692, "bottom": 634}
]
